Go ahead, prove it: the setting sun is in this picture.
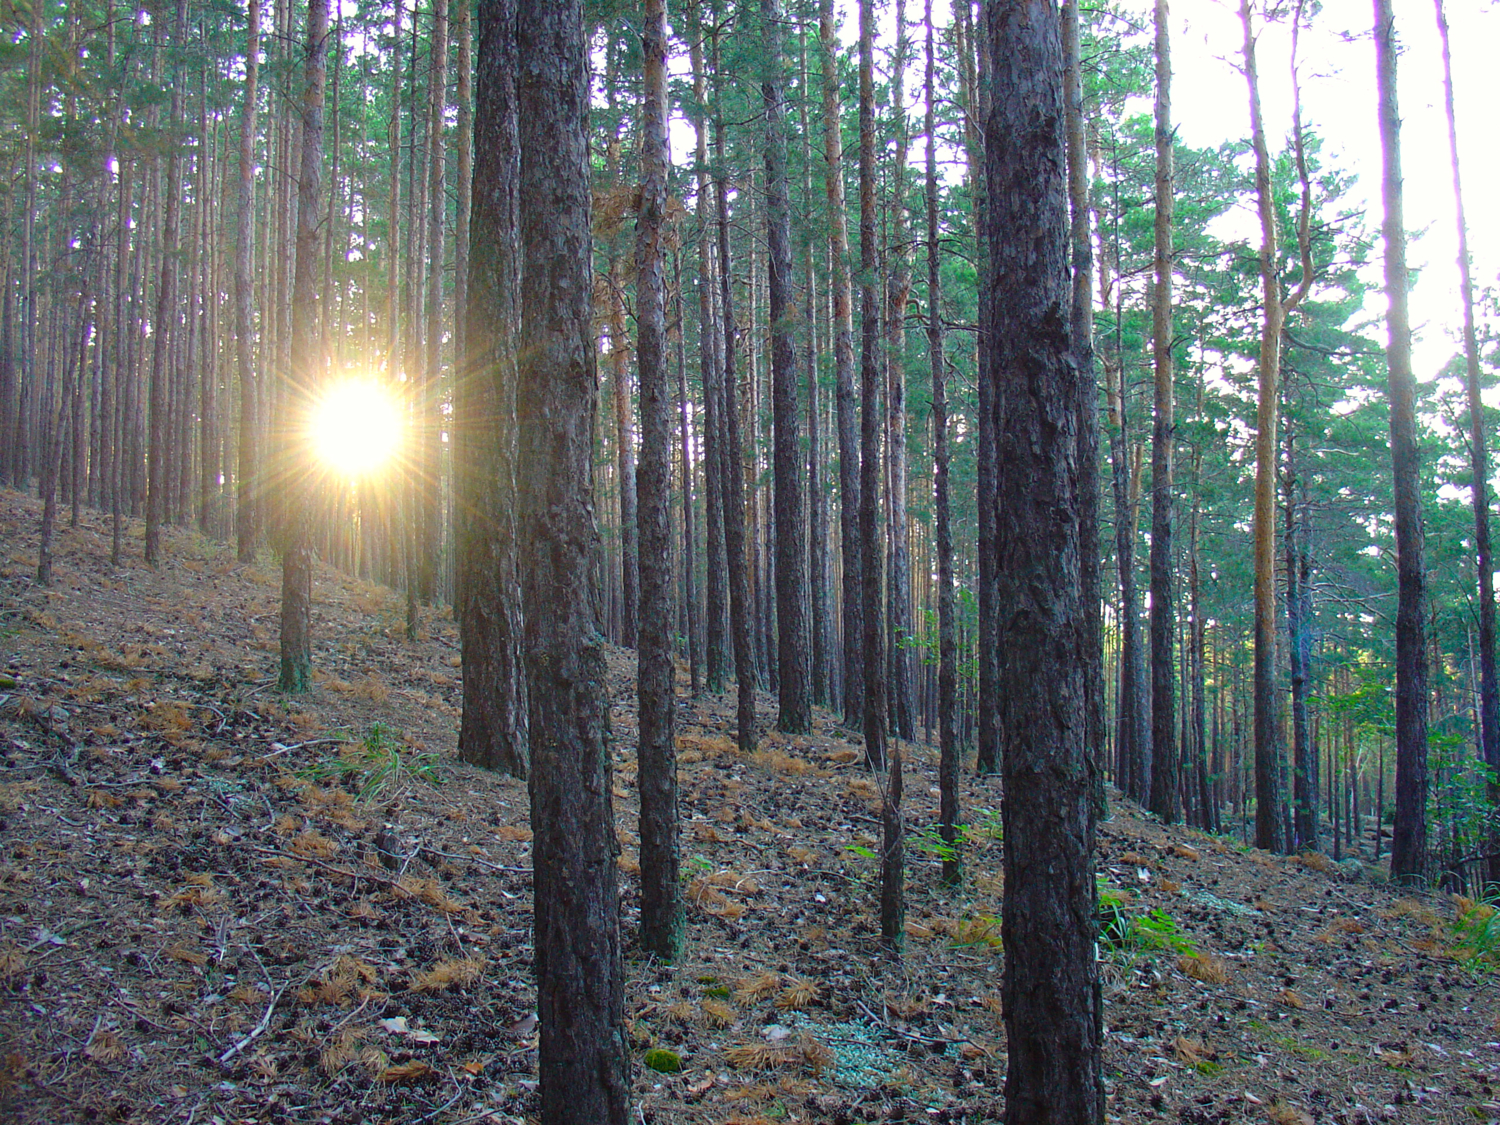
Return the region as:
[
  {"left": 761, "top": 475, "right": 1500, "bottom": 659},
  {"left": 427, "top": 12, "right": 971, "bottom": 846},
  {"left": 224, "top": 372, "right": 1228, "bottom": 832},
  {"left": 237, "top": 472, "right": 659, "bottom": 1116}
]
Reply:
[{"left": 312, "top": 379, "right": 402, "bottom": 476}]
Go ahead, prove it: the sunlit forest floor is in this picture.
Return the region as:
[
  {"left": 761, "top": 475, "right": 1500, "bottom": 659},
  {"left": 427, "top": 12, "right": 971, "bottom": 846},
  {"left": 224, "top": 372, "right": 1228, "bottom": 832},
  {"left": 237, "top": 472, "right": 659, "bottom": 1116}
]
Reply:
[{"left": 0, "top": 487, "right": 1496, "bottom": 1125}]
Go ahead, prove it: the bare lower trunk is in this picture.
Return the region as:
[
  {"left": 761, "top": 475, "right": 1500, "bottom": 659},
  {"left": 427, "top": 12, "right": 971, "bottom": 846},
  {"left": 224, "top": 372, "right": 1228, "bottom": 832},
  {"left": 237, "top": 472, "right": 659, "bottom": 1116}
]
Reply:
[{"left": 516, "top": 2, "right": 630, "bottom": 1118}]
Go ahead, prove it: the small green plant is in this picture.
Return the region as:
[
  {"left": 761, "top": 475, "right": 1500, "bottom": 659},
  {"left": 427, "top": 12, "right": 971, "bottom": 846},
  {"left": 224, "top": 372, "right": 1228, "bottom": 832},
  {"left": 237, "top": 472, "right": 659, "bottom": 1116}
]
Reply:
[
  {"left": 1132, "top": 907, "right": 1196, "bottom": 955},
  {"left": 1453, "top": 894, "right": 1500, "bottom": 967},
  {"left": 1097, "top": 884, "right": 1196, "bottom": 957},
  {"left": 300, "top": 723, "right": 441, "bottom": 803},
  {"left": 907, "top": 824, "right": 959, "bottom": 864}
]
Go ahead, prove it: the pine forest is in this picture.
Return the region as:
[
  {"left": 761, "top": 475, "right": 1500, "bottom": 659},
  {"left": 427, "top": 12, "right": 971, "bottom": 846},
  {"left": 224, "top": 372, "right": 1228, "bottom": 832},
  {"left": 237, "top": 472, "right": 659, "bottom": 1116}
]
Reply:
[{"left": 1, "top": 0, "right": 1498, "bottom": 1122}]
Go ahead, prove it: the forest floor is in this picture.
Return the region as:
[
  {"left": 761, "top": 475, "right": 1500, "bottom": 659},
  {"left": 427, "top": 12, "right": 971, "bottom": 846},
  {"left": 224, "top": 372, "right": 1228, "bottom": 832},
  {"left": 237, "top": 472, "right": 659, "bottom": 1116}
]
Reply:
[{"left": 0, "top": 487, "right": 1496, "bottom": 1125}]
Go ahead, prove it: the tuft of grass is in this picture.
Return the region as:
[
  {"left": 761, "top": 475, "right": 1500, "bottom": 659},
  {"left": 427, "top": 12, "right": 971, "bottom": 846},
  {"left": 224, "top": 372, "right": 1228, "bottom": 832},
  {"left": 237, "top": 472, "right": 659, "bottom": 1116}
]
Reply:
[{"left": 299, "top": 723, "right": 440, "bottom": 803}]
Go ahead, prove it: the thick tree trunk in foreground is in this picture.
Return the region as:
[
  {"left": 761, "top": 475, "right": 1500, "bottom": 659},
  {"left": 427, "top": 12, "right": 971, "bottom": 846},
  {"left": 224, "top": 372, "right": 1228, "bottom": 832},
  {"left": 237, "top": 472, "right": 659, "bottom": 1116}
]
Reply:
[
  {"left": 636, "top": 0, "right": 682, "bottom": 961},
  {"left": 458, "top": 0, "right": 528, "bottom": 779},
  {"left": 277, "top": 0, "right": 328, "bottom": 694},
  {"left": 986, "top": 2, "right": 1103, "bottom": 1120},
  {"left": 1374, "top": 0, "right": 1429, "bottom": 884},
  {"left": 516, "top": 1, "right": 631, "bottom": 1119}
]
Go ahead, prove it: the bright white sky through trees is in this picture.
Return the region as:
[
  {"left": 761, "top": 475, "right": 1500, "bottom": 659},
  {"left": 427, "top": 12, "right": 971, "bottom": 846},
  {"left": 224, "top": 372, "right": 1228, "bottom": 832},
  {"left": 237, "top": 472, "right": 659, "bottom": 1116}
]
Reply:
[
  {"left": 1165, "top": 0, "right": 1500, "bottom": 381},
  {"left": 664, "top": 2, "right": 1497, "bottom": 378}
]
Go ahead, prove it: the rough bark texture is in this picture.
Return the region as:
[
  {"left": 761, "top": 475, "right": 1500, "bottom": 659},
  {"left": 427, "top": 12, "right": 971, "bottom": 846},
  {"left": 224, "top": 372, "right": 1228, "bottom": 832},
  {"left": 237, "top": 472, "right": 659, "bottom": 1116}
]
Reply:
[
  {"left": 985, "top": 2, "right": 1103, "bottom": 1121},
  {"left": 1241, "top": 0, "right": 1286, "bottom": 854},
  {"left": 762, "top": 0, "right": 812, "bottom": 735},
  {"left": 277, "top": 0, "right": 327, "bottom": 695},
  {"left": 820, "top": 0, "right": 861, "bottom": 730},
  {"left": 234, "top": 0, "right": 260, "bottom": 564},
  {"left": 636, "top": 0, "right": 682, "bottom": 961},
  {"left": 1435, "top": 0, "right": 1500, "bottom": 889},
  {"left": 516, "top": 2, "right": 631, "bottom": 1119},
  {"left": 458, "top": 0, "right": 528, "bottom": 780},
  {"left": 1374, "top": 0, "right": 1429, "bottom": 884}
]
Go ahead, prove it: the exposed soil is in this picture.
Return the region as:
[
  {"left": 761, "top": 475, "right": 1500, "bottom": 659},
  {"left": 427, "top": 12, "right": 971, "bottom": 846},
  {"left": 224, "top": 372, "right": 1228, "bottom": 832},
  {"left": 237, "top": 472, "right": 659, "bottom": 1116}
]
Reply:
[{"left": 0, "top": 487, "right": 1496, "bottom": 1125}]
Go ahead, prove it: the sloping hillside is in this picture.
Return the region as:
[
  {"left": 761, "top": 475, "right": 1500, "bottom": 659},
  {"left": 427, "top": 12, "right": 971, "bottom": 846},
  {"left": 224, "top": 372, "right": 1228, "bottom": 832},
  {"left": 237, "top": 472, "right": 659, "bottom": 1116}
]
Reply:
[{"left": 0, "top": 489, "right": 1495, "bottom": 1124}]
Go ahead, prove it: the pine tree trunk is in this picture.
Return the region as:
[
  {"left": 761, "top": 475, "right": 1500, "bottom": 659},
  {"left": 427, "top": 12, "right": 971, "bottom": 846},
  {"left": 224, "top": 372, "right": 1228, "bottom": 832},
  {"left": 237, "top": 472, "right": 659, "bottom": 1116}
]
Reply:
[
  {"left": 457, "top": 0, "right": 527, "bottom": 780},
  {"left": 885, "top": 0, "right": 914, "bottom": 745},
  {"left": 1374, "top": 0, "right": 1430, "bottom": 883},
  {"left": 516, "top": 3, "right": 630, "bottom": 1118},
  {"left": 1064, "top": 0, "right": 1103, "bottom": 822},
  {"left": 927, "top": 0, "right": 959, "bottom": 887},
  {"left": 1434, "top": 0, "right": 1500, "bottom": 890},
  {"left": 857, "top": 0, "right": 887, "bottom": 779},
  {"left": 762, "top": 0, "right": 812, "bottom": 734},
  {"left": 820, "top": 0, "right": 862, "bottom": 730},
  {"left": 145, "top": 0, "right": 187, "bottom": 566},
  {"left": 636, "top": 0, "right": 682, "bottom": 960},
  {"left": 713, "top": 9, "right": 757, "bottom": 754},
  {"left": 1241, "top": 0, "right": 1287, "bottom": 854},
  {"left": 276, "top": 0, "right": 328, "bottom": 694},
  {"left": 1147, "top": 0, "right": 1177, "bottom": 824},
  {"left": 986, "top": 4, "right": 1103, "bottom": 1118},
  {"left": 688, "top": 19, "right": 728, "bottom": 694},
  {"left": 419, "top": 0, "right": 448, "bottom": 603}
]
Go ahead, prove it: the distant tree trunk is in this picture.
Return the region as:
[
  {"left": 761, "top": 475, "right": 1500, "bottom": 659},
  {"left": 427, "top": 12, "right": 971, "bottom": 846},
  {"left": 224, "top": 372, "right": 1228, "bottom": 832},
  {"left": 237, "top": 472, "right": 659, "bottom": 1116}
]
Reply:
[
  {"left": 762, "top": 0, "right": 812, "bottom": 734},
  {"left": 419, "top": 0, "right": 448, "bottom": 603},
  {"left": 676, "top": 255, "right": 702, "bottom": 694},
  {"left": 1064, "top": 0, "right": 1102, "bottom": 821},
  {"left": 1435, "top": 0, "right": 1500, "bottom": 890},
  {"left": 1374, "top": 0, "right": 1429, "bottom": 883},
  {"left": 516, "top": 1, "right": 631, "bottom": 1119},
  {"left": 970, "top": 0, "right": 1000, "bottom": 778},
  {"left": 146, "top": 0, "right": 188, "bottom": 566},
  {"left": 1240, "top": 0, "right": 1287, "bottom": 854},
  {"left": 636, "top": 0, "right": 682, "bottom": 962},
  {"left": 276, "top": 0, "right": 328, "bottom": 694},
  {"left": 235, "top": 0, "right": 261, "bottom": 563},
  {"left": 821, "top": 0, "right": 862, "bottom": 730},
  {"left": 799, "top": 40, "right": 831, "bottom": 711},
  {"left": 987, "top": 4, "right": 1103, "bottom": 1119},
  {"left": 1286, "top": 421, "right": 1316, "bottom": 850},
  {"left": 885, "top": 0, "right": 914, "bottom": 744},
  {"left": 713, "top": 10, "right": 757, "bottom": 754},
  {"left": 687, "top": 18, "right": 728, "bottom": 694},
  {"left": 1147, "top": 0, "right": 1177, "bottom": 824},
  {"left": 857, "top": 0, "right": 887, "bottom": 779},
  {"left": 927, "top": 0, "right": 959, "bottom": 887},
  {"left": 457, "top": 0, "right": 527, "bottom": 780},
  {"left": 855, "top": 0, "right": 900, "bottom": 950}
]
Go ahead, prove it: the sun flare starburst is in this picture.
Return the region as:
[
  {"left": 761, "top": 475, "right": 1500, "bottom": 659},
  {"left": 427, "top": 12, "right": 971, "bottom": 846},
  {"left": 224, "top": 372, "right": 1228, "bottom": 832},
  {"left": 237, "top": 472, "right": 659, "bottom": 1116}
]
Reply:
[{"left": 312, "top": 379, "right": 403, "bottom": 476}]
